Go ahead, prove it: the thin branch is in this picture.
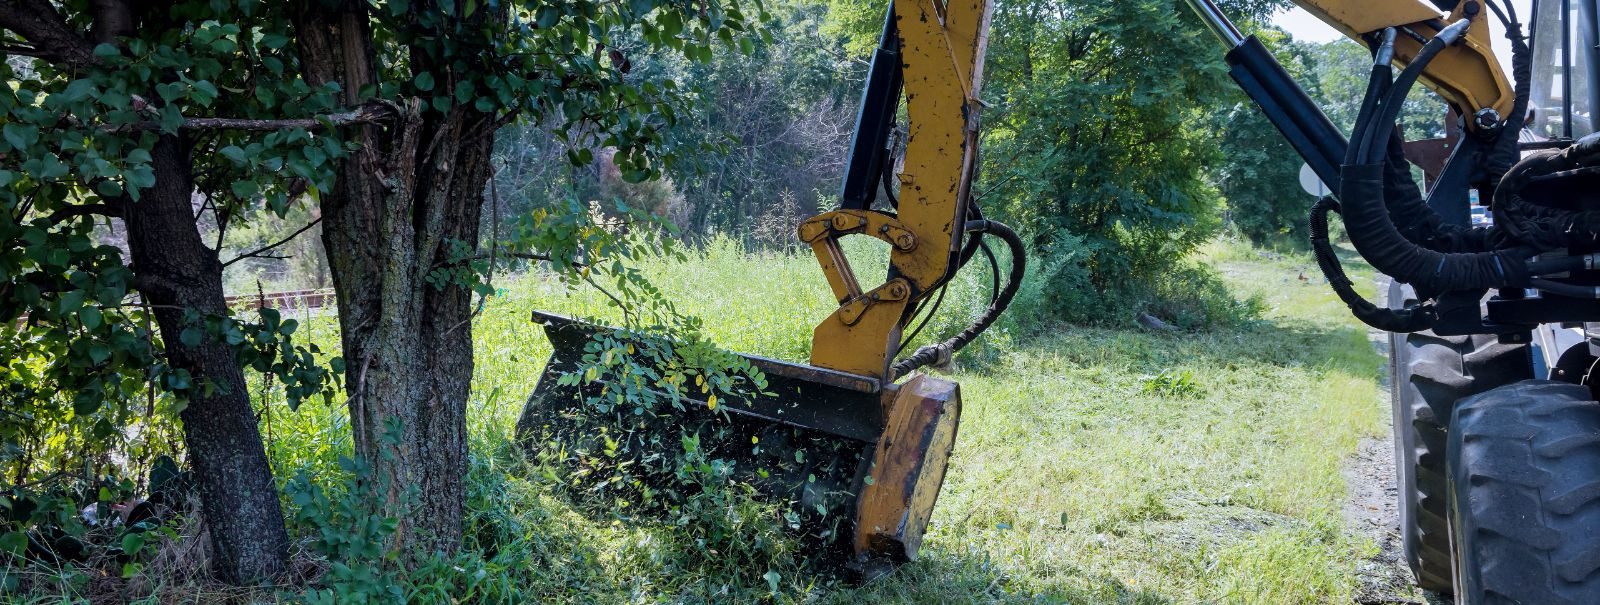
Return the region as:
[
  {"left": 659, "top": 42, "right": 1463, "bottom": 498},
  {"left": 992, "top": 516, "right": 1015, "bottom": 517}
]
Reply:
[
  {"left": 42, "top": 202, "right": 123, "bottom": 225},
  {"left": 222, "top": 217, "right": 321, "bottom": 268},
  {"left": 213, "top": 200, "right": 231, "bottom": 252},
  {"left": 111, "top": 107, "right": 388, "bottom": 133},
  {"left": 432, "top": 251, "right": 584, "bottom": 269},
  {"left": 583, "top": 272, "right": 634, "bottom": 326}
]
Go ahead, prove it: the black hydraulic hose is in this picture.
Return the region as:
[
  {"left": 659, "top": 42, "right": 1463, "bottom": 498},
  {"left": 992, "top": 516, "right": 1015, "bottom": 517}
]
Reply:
[
  {"left": 1530, "top": 278, "right": 1600, "bottom": 298},
  {"left": 1340, "top": 17, "right": 1534, "bottom": 294},
  {"left": 1340, "top": 163, "right": 1532, "bottom": 292},
  {"left": 1486, "top": 2, "right": 1533, "bottom": 180},
  {"left": 890, "top": 219, "right": 1025, "bottom": 380},
  {"left": 1347, "top": 29, "right": 1398, "bottom": 167},
  {"left": 1309, "top": 197, "right": 1438, "bottom": 332},
  {"left": 1359, "top": 20, "right": 1470, "bottom": 164},
  {"left": 1526, "top": 254, "right": 1598, "bottom": 275}
]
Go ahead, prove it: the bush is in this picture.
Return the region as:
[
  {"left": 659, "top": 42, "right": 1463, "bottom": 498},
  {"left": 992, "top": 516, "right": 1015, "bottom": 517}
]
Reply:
[{"left": 1012, "top": 230, "right": 1262, "bottom": 330}]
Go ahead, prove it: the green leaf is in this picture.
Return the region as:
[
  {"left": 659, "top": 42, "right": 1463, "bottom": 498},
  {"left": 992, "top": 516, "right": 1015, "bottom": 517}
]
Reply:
[
  {"left": 262, "top": 33, "right": 293, "bottom": 49},
  {"left": 414, "top": 72, "right": 435, "bottom": 92},
  {"left": 187, "top": 80, "right": 220, "bottom": 107},
  {"left": 2, "top": 123, "right": 38, "bottom": 151},
  {"left": 58, "top": 289, "right": 85, "bottom": 315},
  {"left": 121, "top": 533, "right": 145, "bottom": 556},
  {"left": 125, "top": 165, "right": 156, "bottom": 191},
  {"left": 60, "top": 79, "right": 96, "bottom": 104},
  {"left": 0, "top": 531, "right": 26, "bottom": 555},
  {"left": 80, "top": 306, "right": 102, "bottom": 330},
  {"left": 220, "top": 145, "right": 247, "bottom": 164},
  {"left": 231, "top": 179, "right": 258, "bottom": 199},
  {"left": 73, "top": 392, "right": 100, "bottom": 415},
  {"left": 96, "top": 179, "right": 125, "bottom": 198},
  {"left": 88, "top": 342, "right": 111, "bottom": 365},
  {"left": 180, "top": 327, "right": 202, "bottom": 348},
  {"left": 536, "top": 6, "right": 561, "bottom": 28}
]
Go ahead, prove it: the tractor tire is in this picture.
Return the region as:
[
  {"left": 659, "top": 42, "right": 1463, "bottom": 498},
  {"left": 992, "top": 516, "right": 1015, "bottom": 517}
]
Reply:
[
  {"left": 1446, "top": 380, "right": 1600, "bottom": 604},
  {"left": 1388, "top": 283, "right": 1533, "bottom": 593}
]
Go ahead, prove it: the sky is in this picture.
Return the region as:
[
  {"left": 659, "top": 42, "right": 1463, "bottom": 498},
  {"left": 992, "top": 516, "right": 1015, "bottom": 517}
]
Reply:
[{"left": 1270, "top": 1, "right": 1535, "bottom": 72}]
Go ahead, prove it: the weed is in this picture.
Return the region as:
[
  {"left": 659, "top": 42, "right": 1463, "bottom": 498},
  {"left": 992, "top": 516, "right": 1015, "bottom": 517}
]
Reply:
[{"left": 1140, "top": 369, "right": 1204, "bottom": 399}]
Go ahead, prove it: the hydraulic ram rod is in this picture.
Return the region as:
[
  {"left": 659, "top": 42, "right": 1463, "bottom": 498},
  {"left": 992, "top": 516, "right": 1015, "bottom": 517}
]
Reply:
[{"left": 1182, "top": 0, "right": 1350, "bottom": 190}]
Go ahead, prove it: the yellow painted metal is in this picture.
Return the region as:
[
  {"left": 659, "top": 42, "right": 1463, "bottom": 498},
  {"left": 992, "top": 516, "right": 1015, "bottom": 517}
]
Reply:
[
  {"left": 800, "top": 209, "right": 921, "bottom": 304},
  {"left": 852, "top": 374, "right": 960, "bottom": 560},
  {"left": 1292, "top": 0, "right": 1514, "bottom": 130},
  {"left": 802, "top": 0, "right": 992, "bottom": 380}
]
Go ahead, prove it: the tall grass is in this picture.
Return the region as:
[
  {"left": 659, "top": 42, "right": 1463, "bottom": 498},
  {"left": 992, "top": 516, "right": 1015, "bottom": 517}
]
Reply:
[{"left": 18, "top": 236, "right": 1398, "bottom": 603}]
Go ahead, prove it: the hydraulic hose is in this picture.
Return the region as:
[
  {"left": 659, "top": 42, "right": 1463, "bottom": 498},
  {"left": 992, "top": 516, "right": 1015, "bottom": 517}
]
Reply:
[
  {"left": 890, "top": 219, "right": 1025, "bottom": 380},
  {"left": 1341, "top": 164, "right": 1531, "bottom": 293},
  {"left": 1346, "top": 29, "right": 1397, "bottom": 168},
  {"left": 1309, "top": 197, "right": 1438, "bottom": 332},
  {"left": 1485, "top": 0, "right": 1532, "bottom": 180},
  {"left": 1359, "top": 20, "right": 1470, "bottom": 164},
  {"left": 1529, "top": 279, "right": 1600, "bottom": 298},
  {"left": 1340, "top": 17, "right": 1534, "bottom": 294},
  {"left": 1526, "top": 254, "right": 1599, "bottom": 275}
]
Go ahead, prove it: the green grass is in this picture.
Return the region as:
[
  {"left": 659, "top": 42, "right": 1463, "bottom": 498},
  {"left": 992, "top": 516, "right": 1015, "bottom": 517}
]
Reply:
[
  {"left": 463, "top": 236, "right": 1390, "bottom": 602},
  {"left": 89, "top": 236, "right": 1396, "bottom": 603}
]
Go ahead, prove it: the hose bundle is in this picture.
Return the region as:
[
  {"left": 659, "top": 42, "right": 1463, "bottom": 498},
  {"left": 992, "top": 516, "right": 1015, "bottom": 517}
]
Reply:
[
  {"left": 1492, "top": 132, "right": 1600, "bottom": 251},
  {"left": 1310, "top": 197, "right": 1439, "bottom": 332},
  {"left": 890, "top": 219, "right": 1025, "bottom": 380}
]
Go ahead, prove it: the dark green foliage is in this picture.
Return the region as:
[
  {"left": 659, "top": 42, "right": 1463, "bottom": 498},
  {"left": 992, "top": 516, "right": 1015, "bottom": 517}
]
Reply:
[
  {"left": 489, "top": 0, "right": 861, "bottom": 249},
  {"left": 1216, "top": 102, "right": 1316, "bottom": 247},
  {"left": 976, "top": 0, "right": 1283, "bottom": 327},
  {"left": 1212, "top": 36, "right": 1447, "bottom": 248}
]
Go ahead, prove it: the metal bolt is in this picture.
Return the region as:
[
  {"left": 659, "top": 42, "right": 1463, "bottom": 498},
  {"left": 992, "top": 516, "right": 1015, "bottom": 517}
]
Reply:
[
  {"left": 895, "top": 234, "right": 915, "bottom": 249},
  {"left": 1474, "top": 108, "right": 1501, "bottom": 130}
]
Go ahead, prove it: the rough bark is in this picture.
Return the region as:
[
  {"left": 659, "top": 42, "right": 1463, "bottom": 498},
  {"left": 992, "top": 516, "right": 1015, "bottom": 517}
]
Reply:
[
  {"left": 123, "top": 134, "right": 290, "bottom": 583},
  {"left": 0, "top": 0, "right": 293, "bottom": 584},
  {"left": 292, "top": 0, "right": 495, "bottom": 554}
]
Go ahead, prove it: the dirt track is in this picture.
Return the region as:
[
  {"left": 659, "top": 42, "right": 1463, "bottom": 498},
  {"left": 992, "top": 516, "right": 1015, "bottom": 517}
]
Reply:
[{"left": 1344, "top": 279, "right": 1436, "bottom": 605}]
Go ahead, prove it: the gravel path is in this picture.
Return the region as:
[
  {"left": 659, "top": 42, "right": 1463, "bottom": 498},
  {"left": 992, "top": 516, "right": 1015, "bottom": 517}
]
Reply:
[{"left": 1343, "top": 278, "right": 1441, "bottom": 605}]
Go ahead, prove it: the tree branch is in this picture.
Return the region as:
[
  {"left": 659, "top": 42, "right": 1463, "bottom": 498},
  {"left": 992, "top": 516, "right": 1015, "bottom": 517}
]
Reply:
[
  {"left": 222, "top": 217, "right": 321, "bottom": 268},
  {"left": 115, "top": 105, "right": 392, "bottom": 133},
  {"left": 0, "top": 0, "right": 97, "bottom": 67},
  {"left": 584, "top": 272, "right": 634, "bottom": 326},
  {"left": 42, "top": 202, "right": 124, "bottom": 225},
  {"left": 433, "top": 252, "right": 585, "bottom": 268}
]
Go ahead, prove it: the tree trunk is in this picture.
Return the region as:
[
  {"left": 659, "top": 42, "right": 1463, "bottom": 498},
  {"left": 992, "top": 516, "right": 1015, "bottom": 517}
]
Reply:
[
  {"left": 124, "top": 134, "right": 290, "bottom": 583},
  {"left": 293, "top": 1, "right": 495, "bottom": 554}
]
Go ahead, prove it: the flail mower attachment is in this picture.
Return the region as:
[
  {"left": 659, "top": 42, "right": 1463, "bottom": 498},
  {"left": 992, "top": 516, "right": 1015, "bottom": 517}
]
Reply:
[
  {"left": 519, "top": 0, "right": 1018, "bottom": 577},
  {"left": 514, "top": 311, "right": 960, "bottom": 570}
]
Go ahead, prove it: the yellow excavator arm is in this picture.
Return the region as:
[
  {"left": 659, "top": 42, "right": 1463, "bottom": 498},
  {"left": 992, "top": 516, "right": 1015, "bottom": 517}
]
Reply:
[
  {"left": 807, "top": 0, "right": 1520, "bottom": 384},
  {"left": 801, "top": 0, "right": 993, "bottom": 380},
  {"left": 1292, "top": 0, "right": 1515, "bottom": 131}
]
